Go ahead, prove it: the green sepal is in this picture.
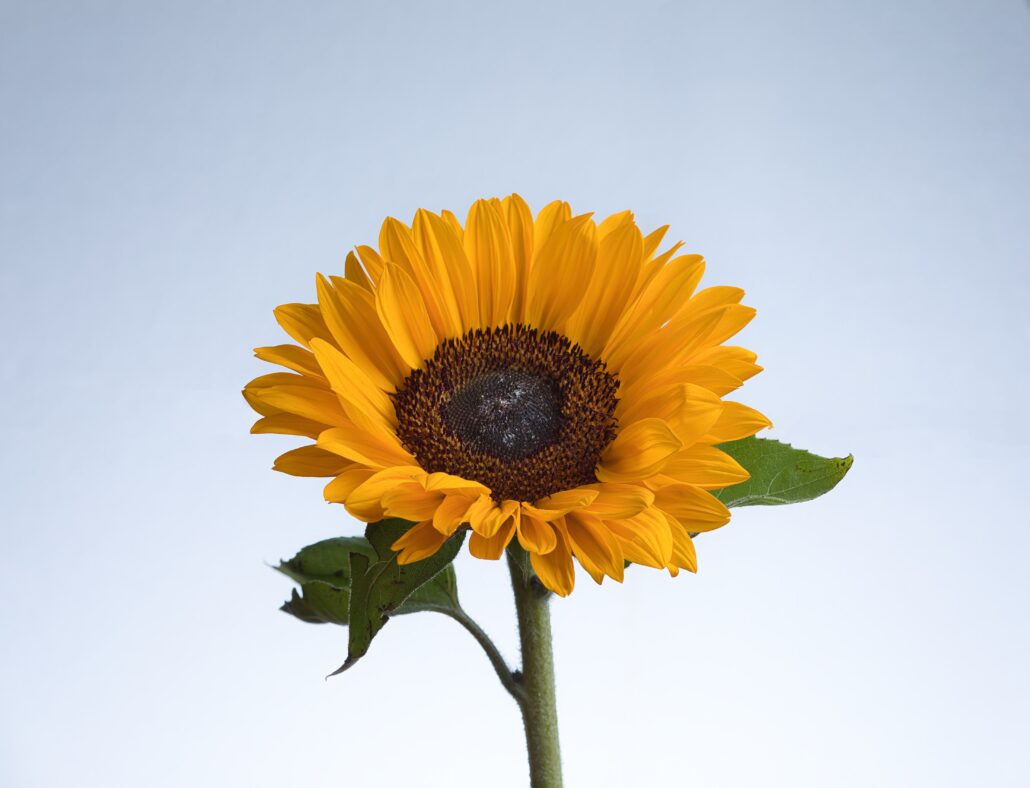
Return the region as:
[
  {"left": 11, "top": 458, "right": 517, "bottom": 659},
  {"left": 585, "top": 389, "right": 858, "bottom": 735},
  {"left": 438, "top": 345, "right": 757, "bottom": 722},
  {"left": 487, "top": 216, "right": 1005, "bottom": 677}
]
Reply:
[
  {"left": 333, "top": 519, "right": 465, "bottom": 676},
  {"left": 713, "top": 437, "right": 853, "bottom": 508},
  {"left": 505, "top": 541, "right": 533, "bottom": 582},
  {"left": 276, "top": 526, "right": 462, "bottom": 635}
]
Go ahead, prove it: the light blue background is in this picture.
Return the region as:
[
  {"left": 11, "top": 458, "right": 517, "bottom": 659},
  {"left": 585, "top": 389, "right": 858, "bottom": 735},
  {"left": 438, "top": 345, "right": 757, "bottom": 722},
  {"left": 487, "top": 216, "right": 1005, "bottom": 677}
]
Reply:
[{"left": 2, "top": 2, "right": 1028, "bottom": 786}]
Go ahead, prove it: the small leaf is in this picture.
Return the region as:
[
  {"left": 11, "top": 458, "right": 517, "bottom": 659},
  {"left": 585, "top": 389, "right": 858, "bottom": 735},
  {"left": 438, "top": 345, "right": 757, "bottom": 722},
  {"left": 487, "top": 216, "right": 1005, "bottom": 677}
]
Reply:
[
  {"left": 275, "top": 536, "right": 376, "bottom": 586},
  {"left": 281, "top": 582, "right": 351, "bottom": 625},
  {"left": 713, "top": 437, "right": 852, "bottom": 508},
  {"left": 335, "top": 519, "right": 465, "bottom": 675},
  {"left": 275, "top": 532, "right": 460, "bottom": 626}
]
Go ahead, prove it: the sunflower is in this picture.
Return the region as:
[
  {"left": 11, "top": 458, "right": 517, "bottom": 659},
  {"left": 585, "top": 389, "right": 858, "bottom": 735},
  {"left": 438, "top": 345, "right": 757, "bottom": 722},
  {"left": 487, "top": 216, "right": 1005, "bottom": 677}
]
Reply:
[{"left": 244, "top": 196, "right": 770, "bottom": 596}]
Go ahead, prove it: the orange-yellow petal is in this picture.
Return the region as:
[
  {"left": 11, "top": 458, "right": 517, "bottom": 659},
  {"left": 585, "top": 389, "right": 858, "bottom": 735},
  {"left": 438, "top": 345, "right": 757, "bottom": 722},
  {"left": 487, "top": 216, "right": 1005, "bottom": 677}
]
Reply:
[
  {"left": 564, "top": 218, "right": 644, "bottom": 357},
  {"left": 324, "top": 468, "right": 377, "bottom": 503},
  {"left": 344, "top": 466, "right": 426, "bottom": 521},
  {"left": 254, "top": 344, "right": 325, "bottom": 380},
  {"left": 468, "top": 517, "right": 516, "bottom": 560},
  {"left": 517, "top": 512, "right": 558, "bottom": 554},
  {"left": 652, "top": 484, "right": 731, "bottom": 532},
  {"left": 273, "top": 445, "right": 350, "bottom": 477},
  {"left": 272, "top": 303, "right": 335, "bottom": 348},
  {"left": 316, "top": 274, "right": 408, "bottom": 391},
  {"left": 525, "top": 214, "right": 598, "bottom": 333},
  {"left": 579, "top": 483, "right": 655, "bottom": 519},
  {"left": 464, "top": 199, "right": 516, "bottom": 328},
  {"left": 529, "top": 527, "right": 576, "bottom": 596},
  {"left": 318, "top": 425, "right": 415, "bottom": 468},
  {"left": 562, "top": 511, "right": 625, "bottom": 583},
  {"left": 501, "top": 194, "right": 534, "bottom": 322},
  {"left": 375, "top": 263, "right": 438, "bottom": 370},
  {"left": 393, "top": 520, "right": 450, "bottom": 564},
  {"left": 432, "top": 494, "right": 475, "bottom": 535},
  {"left": 659, "top": 445, "right": 750, "bottom": 490},
  {"left": 309, "top": 338, "right": 396, "bottom": 431},
  {"left": 597, "top": 418, "right": 682, "bottom": 482},
  {"left": 701, "top": 402, "right": 772, "bottom": 443},
  {"left": 604, "top": 507, "right": 674, "bottom": 568},
  {"left": 250, "top": 413, "right": 325, "bottom": 439}
]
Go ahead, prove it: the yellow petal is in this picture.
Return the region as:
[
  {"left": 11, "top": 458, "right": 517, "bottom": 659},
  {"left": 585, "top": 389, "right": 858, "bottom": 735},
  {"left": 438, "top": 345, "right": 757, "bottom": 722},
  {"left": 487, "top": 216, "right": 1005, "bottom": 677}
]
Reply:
[
  {"left": 527, "top": 488, "right": 600, "bottom": 520},
  {"left": 678, "top": 365, "right": 745, "bottom": 397},
  {"left": 323, "top": 468, "right": 376, "bottom": 502},
  {"left": 472, "top": 499, "right": 517, "bottom": 538},
  {"left": 529, "top": 528, "right": 575, "bottom": 597},
  {"left": 516, "top": 513, "right": 558, "bottom": 554},
  {"left": 254, "top": 344, "right": 325, "bottom": 380},
  {"left": 355, "top": 244, "right": 386, "bottom": 285},
  {"left": 619, "top": 383, "right": 724, "bottom": 449},
  {"left": 273, "top": 303, "right": 334, "bottom": 348},
  {"left": 501, "top": 194, "right": 534, "bottom": 322},
  {"left": 250, "top": 413, "right": 325, "bottom": 439},
  {"left": 242, "top": 371, "right": 326, "bottom": 416},
  {"left": 695, "top": 304, "right": 757, "bottom": 352},
  {"left": 614, "top": 307, "right": 727, "bottom": 384},
  {"left": 597, "top": 418, "right": 682, "bottom": 482},
  {"left": 309, "top": 338, "right": 396, "bottom": 431},
  {"left": 318, "top": 425, "right": 416, "bottom": 468},
  {"left": 424, "top": 472, "right": 490, "bottom": 497},
  {"left": 344, "top": 466, "right": 426, "bottom": 521},
  {"left": 316, "top": 274, "right": 407, "bottom": 391},
  {"left": 653, "top": 484, "right": 731, "bottom": 533},
  {"left": 642, "top": 225, "right": 669, "bottom": 260},
  {"left": 344, "top": 250, "right": 373, "bottom": 291},
  {"left": 664, "top": 514, "right": 699, "bottom": 573},
  {"left": 379, "top": 217, "right": 455, "bottom": 339},
  {"left": 432, "top": 494, "right": 475, "bottom": 535},
  {"left": 580, "top": 482, "right": 655, "bottom": 519},
  {"left": 273, "top": 445, "right": 350, "bottom": 477},
  {"left": 525, "top": 214, "right": 598, "bottom": 332},
  {"left": 381, "top": 487, "right": 444, "bottom": 522},
  {"left": 604, "top": 254, "right": 706, "bottom": 367},
  {"left": 604, "top": 507, "right": 673, "bottom": 568},
  {"left": 564, "top": 218, "right": 644, "bottom": 357},
  {"left": 468, "top": 517, "right": 516, "bottom": 560},
  {"left": 465, "top": 495, "right": 502, "bottom": 537},
  {"left": 464, "top": 199, "right": 516, "bottom": 328},
  {"left": 393, "top": 520, "right": 449, "bottom": 564},
  {"left": 689, "top": 345, "right": 763, "bottom": 383},
  {"left": 375, "top": 263, "right": 439, "bottom": 370},
  {"left": 412, "top": 209, "right": 475, "bottom": 335},
  {"left": 533, "top": 199, "right": 571, "bottom": 256},
  {"left": 597, "top": 209, "right": 634, "bottom": 238},
  {"left": 562, "top": 511, "right": 624, "bottom": 583},
  {"left": 251, "top": 384, "right": 349, "bottom": 426},
  {"left": 660, "top": 445, "right": 750, "bottom": 490},
  {"left": 701, "top": 402, "right": 772, "bottom": 443}
]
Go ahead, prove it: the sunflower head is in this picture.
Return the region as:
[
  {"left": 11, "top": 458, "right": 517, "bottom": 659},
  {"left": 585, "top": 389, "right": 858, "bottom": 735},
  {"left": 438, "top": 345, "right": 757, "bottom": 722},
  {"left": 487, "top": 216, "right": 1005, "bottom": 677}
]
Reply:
[{"left": 245, "top": 196, "right": 770, "bottom": 596}]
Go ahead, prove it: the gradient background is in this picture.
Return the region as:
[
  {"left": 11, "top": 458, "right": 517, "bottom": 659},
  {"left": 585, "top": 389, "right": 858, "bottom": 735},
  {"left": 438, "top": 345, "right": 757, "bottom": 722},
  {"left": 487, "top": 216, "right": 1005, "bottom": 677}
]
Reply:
[{"left": 2, "top": 2, "right": 1028, "bottom": 786}]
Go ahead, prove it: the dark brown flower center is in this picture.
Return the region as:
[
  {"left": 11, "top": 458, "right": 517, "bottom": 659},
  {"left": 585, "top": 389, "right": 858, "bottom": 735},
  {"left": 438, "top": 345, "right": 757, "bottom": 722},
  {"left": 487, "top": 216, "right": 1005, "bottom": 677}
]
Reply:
[{"left": 393, "top": 324, "right": 619, "bottom": 503}]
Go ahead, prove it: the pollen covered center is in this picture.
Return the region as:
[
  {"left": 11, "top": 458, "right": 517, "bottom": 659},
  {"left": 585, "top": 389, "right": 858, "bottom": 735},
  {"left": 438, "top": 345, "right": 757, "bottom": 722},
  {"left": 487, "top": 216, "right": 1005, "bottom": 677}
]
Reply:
[
  {"left": 445, "top": 369, "right": 563, "bottom": 461},
  {"left": 393, "top": 324, "right": 619, "bottom": 503}
]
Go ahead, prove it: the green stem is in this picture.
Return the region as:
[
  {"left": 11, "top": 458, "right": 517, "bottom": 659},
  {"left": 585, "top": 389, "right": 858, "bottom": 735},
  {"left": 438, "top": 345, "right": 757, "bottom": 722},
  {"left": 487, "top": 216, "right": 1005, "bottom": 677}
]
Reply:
[
  {"left": 435, "top": 606, "right": 525, "bottom": 704},
  {"left": 508, "top": 552, "right": 563, "bottom": 788}
]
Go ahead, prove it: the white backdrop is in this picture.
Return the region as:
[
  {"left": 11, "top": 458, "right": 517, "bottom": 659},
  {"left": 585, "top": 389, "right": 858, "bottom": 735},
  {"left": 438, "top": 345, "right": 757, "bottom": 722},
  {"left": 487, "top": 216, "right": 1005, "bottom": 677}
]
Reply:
[{"left": 2, "top": 1, "right": 1028, "bottom": 785}]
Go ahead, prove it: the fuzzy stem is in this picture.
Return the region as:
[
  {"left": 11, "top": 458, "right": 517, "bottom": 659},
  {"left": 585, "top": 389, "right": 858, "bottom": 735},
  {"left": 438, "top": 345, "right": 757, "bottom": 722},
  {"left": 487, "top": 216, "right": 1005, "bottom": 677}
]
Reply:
[
  {"left": 508, "top": 552, "right": 563, "bottom": 788},
  {"left": 433, "top": 606, "right": 525, "bottom": 704}
]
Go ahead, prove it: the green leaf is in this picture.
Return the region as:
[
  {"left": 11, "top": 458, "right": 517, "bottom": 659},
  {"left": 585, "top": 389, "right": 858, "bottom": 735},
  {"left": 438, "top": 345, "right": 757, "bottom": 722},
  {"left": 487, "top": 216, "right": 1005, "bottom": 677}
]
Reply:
[
  {"left": 275, "top": 531, "right": 461, "bottom": 628},
  {"left": 281, "top": 582, "right": 351, "bottom": 625},
  {"left": 275, "top": 536, "right": 377, "bottom": 586},
  {"left": 713, "top": 437, "right": 853, "bottom": 508},
  {"left": 333, "top": 519, "right": 465, "bottom": 675}
]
